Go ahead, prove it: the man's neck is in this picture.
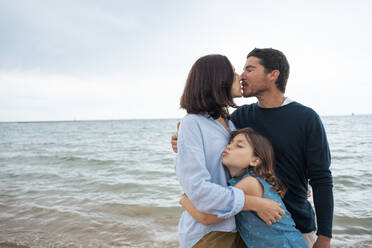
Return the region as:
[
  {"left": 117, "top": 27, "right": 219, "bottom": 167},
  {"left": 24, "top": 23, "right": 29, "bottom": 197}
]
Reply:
[{"left": 257, "top": 90, "right": 286, "bottom": 108}]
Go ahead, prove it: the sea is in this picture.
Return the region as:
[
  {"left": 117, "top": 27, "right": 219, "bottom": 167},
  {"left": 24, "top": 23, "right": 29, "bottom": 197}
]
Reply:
[{"left": 0, "top": 115, "right": 371, "bottom": 248}]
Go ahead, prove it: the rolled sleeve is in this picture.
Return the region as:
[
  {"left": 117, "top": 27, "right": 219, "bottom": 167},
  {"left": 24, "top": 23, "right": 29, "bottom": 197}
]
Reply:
[{"left": 218, "top": 186, "right": 245, "bottom": 218}]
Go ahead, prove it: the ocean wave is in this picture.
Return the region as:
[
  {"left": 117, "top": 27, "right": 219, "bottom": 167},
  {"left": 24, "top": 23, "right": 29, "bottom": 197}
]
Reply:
[
  {"left": 0, "top": 242, "right": 29, "bottom": 248},
  {"left": 4, "top": 154, "right": 118, "bottom": 166},
  {"left": 90, "top": 202, "right": 182, "bottom": 218}
]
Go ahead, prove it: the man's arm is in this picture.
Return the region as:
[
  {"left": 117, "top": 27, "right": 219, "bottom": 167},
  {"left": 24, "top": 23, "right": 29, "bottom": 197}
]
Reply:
[{"left": 306, "top": 112, "right": 333, "bottom": 248}]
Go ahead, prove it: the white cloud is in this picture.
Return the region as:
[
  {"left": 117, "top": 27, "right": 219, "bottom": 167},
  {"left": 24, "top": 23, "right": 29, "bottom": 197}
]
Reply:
[{"left": 0, "top": 0, "right": 371, "bottom": 121}]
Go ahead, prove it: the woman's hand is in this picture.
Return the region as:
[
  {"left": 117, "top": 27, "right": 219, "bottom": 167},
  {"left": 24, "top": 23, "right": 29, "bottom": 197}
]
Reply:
[{"left": 253, "top": 197, "right": 285, "bottom": 225}]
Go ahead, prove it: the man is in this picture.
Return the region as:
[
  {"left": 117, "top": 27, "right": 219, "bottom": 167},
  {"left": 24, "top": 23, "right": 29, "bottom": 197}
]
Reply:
[{"left": 172, "top": 48, "right": 333, "bottom": 248}]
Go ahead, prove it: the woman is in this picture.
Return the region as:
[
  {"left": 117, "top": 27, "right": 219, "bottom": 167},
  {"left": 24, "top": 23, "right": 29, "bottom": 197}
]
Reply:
[{"left": 174, "top": 54, "right": 283, "bottom": 248}]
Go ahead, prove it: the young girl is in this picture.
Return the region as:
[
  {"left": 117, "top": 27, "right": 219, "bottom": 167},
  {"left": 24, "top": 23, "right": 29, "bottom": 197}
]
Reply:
[{"left": 180, "top": 127, "right": 308, "bottom": 248}]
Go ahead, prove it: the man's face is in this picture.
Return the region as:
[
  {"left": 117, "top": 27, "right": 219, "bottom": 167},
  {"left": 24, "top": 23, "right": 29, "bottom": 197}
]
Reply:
[{"left": 240, "top": 56, "right": 270, "bottom": 97}]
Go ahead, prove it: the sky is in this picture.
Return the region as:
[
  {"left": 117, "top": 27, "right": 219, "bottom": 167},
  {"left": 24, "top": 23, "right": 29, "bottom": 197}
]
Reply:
[{"left": 1, "top": 0, "right": 371, "bottom": 122}]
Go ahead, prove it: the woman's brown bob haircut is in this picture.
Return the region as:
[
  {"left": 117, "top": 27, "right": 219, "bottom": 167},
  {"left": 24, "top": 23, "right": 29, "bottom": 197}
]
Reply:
[{"left": 180, "top": 54, "right": 237, "bottom": 119}]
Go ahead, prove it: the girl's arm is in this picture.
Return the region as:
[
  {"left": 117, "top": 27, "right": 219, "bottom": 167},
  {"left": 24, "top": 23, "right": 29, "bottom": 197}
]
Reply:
[{"left": 179, "top": 194, "right": 222, "bottom": 226}]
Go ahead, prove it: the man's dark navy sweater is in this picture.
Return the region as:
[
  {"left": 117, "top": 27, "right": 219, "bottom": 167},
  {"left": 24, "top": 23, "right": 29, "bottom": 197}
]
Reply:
[{"left": 231, "top": 101, "right": 333, "bottom": 238}]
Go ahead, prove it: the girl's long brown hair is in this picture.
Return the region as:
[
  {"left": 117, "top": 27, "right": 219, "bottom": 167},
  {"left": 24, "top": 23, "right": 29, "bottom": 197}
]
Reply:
[{"left": 230, "top": 128, "right": 287, "bottom": 198}]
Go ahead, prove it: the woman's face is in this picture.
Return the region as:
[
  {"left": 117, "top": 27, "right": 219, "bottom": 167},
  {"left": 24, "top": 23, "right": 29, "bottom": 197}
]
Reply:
[{"left": 230, "top": 66, "right": 242, "bottom": 98}]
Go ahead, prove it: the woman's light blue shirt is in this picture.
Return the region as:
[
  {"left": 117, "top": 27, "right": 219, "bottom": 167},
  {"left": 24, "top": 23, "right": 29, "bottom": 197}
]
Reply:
[{"left": 175, "top": 114, "right": 245, "bottom": 248}]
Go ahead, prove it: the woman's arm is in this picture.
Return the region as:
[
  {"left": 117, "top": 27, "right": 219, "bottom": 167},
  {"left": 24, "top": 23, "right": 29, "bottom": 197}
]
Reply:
[
  {"left": 175, "top": 116, "right": 245, "bottom": 219},
  {"left": 180, "top": 176, "right": 267, "bottom": 226},
  {"left": 180, "top": 176, "right": 284, "bottom": 226},
  {"left": 235, "top": 176, "right": 263, "bottom": 197},
  {"left": 238, "top": 176, "right": 284, "bottom": 225},
  {"left": 179, "top": 194, "right": 222, "bottom": 226}
]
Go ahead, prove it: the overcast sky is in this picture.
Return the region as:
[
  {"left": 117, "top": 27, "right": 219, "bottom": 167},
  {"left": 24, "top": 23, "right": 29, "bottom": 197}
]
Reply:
[{"left": 1, "top": 0, "right": 371, "bottom": 122}]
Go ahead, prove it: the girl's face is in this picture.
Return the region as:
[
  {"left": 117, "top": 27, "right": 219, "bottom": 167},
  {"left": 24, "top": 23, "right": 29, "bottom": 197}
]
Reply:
[
  {"left": 222, "top": 133, "right": 260, "bottom": 173},
  {"left": 230, "top": 66, "right": 242, "bottom": 98}
]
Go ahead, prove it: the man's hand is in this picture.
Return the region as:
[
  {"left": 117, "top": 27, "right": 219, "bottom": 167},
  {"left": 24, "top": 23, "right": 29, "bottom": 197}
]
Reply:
[
  {"left": 313, "top": 235, "right": 331, "bottom": 248},
  {"left": 179, "top": 193, "right": 188, "bottom": 206},
  {"left": 171, "top": 122, "right": 180, "bottom": 153},
  {"left": 307, "top": 188, "right": 312, "bottom": 198},
  {"left": 254, "top": 198, "right": 285, "bottom": 225}
]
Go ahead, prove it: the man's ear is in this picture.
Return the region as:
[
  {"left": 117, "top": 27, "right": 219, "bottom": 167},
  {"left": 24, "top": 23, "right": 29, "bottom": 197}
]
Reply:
[
  {"left": 269, "top": 70, "right": 280, "bottom": 82},
  {"left": 249, "top": 156, "right": 262, "bottom": 167}
]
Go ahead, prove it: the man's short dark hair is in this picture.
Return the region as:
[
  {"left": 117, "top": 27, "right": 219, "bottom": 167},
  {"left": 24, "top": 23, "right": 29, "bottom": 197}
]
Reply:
[{"left": 247, "top": 48, "right": 290, "bottom": 93}]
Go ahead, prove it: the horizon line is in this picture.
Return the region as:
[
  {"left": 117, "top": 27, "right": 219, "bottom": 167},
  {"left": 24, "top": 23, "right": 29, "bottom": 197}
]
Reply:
[{"left": 1, "top": 113, "right": 371, "bottom": 124}]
